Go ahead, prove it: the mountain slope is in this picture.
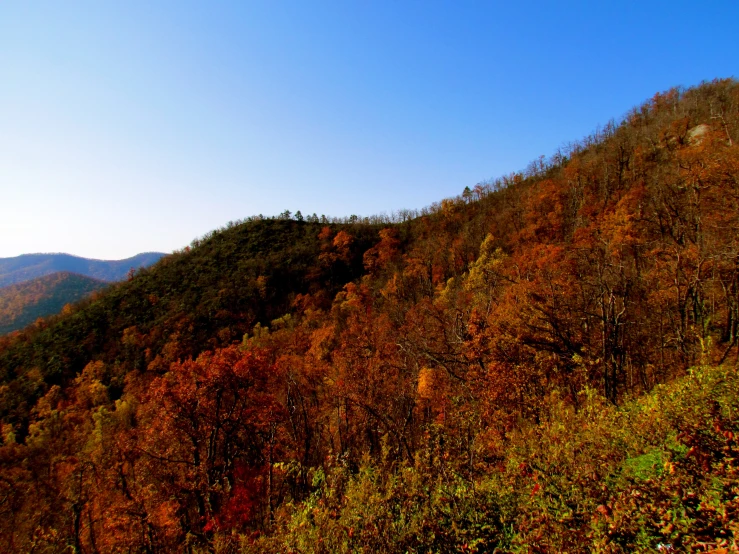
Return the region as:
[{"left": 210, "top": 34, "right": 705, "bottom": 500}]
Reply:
[
  {"left": 0, "top": 219, "right": 380, "bottom": 410},
  {"left": 0, "top": 272, "right": 108, "bottom": 335},
  {"left": 0, "top": 252, "right": 165, "bottom": 287},
  {"left": 0, "top": 78, "right": 737, "bottom": 552}
]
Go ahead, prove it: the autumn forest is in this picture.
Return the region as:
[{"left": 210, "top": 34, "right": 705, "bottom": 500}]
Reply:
[{"left": 1, "top": 79, "right": 739, "bottom": 552}]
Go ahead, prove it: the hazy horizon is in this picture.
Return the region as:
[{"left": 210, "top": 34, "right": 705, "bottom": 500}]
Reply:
[{"left": 0, "top": 251, "right": 166, "bottom": 262}]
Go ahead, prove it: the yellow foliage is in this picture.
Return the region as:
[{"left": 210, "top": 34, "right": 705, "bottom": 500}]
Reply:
[
  {"left": 464, "top": 234, "right": 506, "bottom": 301},
  {"left": 1, "top": 423, "right": 15, "bottom": 444},
  {"left": 417, "top": 367, "right": 435, "bottom": 400}
]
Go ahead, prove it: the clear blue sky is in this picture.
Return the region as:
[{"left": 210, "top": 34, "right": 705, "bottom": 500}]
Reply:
[{"left": 1, "top": 1, "right": 736, "bottom": 259}]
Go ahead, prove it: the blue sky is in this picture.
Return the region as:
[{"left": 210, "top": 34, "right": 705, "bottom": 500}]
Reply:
[{"left": 1, "top": 1, "right": 737, "bottom": 259}]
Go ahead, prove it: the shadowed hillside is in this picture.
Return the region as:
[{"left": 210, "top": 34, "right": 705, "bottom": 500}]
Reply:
[{"left": 0, "top": 272, "right": 108, "bottom": 335}]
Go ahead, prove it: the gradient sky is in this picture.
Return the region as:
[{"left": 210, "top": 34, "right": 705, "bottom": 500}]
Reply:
[{"left": 1, "top": 1, "right": 737, "bottom": 260}]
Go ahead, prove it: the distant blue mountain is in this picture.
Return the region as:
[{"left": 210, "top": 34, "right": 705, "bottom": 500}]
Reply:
[{"left": 0, "top": 252, "right": 166, "bottom": 288}]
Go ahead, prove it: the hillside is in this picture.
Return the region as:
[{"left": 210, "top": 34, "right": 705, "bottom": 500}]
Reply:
[
  {"left": 0, "top": 79, "right": 737, "bottom": 552},
  {"left": 0, "top": 272, "right": 108, "bottom": 335},
  {"left": 0, "top": 251, "right": 165, "bottom": 287},
  {"left": 0, "top": 219, "right": 380, "bottom": 421}
]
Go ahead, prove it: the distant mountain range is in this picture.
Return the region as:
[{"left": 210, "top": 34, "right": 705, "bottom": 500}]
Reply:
[
  {"left": 0, "top": 252, "right": 165, "bottom": 334},
  {"left": 0, "top": 272, "right": 109, "bottom": 335},
  {"left": 0, "top": 252, "right": 166, "bottom": 288}
]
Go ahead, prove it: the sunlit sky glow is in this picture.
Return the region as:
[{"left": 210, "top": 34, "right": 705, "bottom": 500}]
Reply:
[{"left": 1, "top": 1, "right": 737, "bottom": 259}]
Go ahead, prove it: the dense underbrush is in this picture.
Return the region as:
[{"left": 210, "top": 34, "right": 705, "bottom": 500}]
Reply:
[{"left": 247, "top": 364, "right": 739, "bottom": 553}]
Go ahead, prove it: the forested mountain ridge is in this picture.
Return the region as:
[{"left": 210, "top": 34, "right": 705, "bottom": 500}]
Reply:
[
  {"left": 0, "top": 219, "right": 381, "bottom": 428},
  {"left": 0, "top": 251, "right": 165, "bottom": 287},
  {"left": 0, "top": 272, "right": 108, "bottom": 335},
  {"left": 0, "top": 79, "right": 738, "bottom": 552}
]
